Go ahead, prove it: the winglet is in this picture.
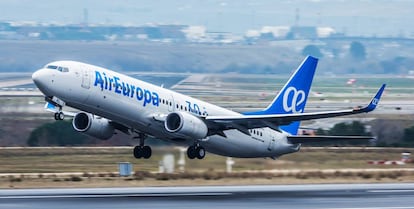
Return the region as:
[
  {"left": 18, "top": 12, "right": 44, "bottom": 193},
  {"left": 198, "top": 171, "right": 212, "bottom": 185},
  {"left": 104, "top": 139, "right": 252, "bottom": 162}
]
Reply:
[{"left": 361, "top": 84, "right": 386, "bottom": 112}]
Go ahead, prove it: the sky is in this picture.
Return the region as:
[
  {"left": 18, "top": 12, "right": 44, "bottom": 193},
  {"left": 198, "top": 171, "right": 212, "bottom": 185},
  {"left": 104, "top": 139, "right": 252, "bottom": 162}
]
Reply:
[{"left": 0, "top": 0, "right": 413, "bottom": 37}]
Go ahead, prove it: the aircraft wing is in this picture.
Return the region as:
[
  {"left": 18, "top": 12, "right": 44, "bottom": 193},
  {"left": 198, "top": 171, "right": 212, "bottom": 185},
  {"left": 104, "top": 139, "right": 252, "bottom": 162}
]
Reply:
[{"left": 206, "top": 84, "right": 385, "bottom": 133}]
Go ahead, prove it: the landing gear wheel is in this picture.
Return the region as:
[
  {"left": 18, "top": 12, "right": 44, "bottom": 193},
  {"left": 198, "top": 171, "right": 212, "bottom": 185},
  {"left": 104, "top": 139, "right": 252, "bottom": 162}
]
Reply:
[
  {"left": 133, "top": 145, "right": 152, "bottom": 159},
  {"left": 187, "top": 145, "right": 206, "bottom": 159},
  {"left": 58, "top": 112, "right": 65, "bottom": 120},
  {"left": 133, "top": 146, "right": 142, "bottom": 159},
  {"left": 187, "top": 146, "right": 196, "bottom": 159},
  {"left": 142, "top": 146, "right": 152, "bottom": 159},
  {"left": 196, "top": 146, "right": 206, "bottom": 159},
  {"left": 132, "top": 133, "right": 151, "bottom": 159},
  {"left": 54, "top": 112, "right": 65, "bottom": 120}
]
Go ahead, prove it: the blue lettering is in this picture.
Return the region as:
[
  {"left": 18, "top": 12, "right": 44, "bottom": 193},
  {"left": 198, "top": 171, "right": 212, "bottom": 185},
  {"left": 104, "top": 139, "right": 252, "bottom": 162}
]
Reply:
[
  {"left": 130, "top": 85, "right": 135, "bottom": 98},
  {"left": 114, "top": 77, "right": 121, "bottom": 94},
  {"left": 152, "top": 92, "right": 159, "bottom": 106},
  {"left": 186, "top": 101, "right": 192, "bottom": 112},
  {"left": 193, "top": 103, "right": 200, "bottom": 114},
  {"left": 103, "top": 72, "right": 108, "bottom": 90},
  {"left": 94, "top": 71, "right": 104, "bottom": 90},
  {"left": 136, "top": 87, "right": 143, "bottom": 101},
  {"left": 122, "top": 82, "right": 130, "bottom": 97},
  {"left": 108, "top": 78, "right": 113, "bottom": 91},
  {"left": 94, "top": 71, "right": 161, "bottom": 108},
  {"left": 143, "top": 90, "right": 151, "bottom": 106},
  {"left": 185, "top": 101, "right": 202, "bottom": 114}
]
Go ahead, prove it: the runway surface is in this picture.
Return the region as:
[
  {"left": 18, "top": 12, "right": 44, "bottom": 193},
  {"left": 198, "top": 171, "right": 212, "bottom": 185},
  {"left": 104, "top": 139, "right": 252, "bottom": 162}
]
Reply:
[{"left": 1, "top": 183, "right": 414, "bottom": 209}]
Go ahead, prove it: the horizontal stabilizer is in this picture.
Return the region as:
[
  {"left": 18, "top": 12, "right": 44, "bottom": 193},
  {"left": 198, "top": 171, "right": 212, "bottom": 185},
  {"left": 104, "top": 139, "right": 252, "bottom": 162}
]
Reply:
[
  {"left": 207, "top": 84, "right": 386, "bottom": 132},
  {"left": 287, "top": 135, "right": 375, "bottom": 144}
]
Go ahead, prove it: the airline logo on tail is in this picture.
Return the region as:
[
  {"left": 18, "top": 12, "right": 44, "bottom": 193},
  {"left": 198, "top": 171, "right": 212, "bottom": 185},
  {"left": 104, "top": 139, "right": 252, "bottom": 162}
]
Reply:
[
  {"left": 283, "top": 86, "right": 306, "bottom": 113},
  {"left": 371, "top": 98, "right": 379, "bottom": 106}
]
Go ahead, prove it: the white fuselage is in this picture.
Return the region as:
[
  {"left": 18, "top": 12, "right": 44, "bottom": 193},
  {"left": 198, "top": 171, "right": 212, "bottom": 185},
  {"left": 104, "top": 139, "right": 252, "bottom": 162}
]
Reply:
[{"left": 33, "top": 61, "right": 300, "bottom": 158}]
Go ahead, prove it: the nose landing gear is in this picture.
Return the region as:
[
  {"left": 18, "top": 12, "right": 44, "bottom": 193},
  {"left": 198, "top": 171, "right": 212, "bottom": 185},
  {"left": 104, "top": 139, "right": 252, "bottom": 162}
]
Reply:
[
  {"left": 46, "top": 96, "right": 66, "bottom": 121},
  {"left": 54, "top": 112, "right": 65, "bottom": 120}
]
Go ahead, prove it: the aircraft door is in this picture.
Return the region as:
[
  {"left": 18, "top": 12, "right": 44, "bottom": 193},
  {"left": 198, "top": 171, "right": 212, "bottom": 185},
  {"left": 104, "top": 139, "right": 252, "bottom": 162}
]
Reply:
[
  {"left": 268, "top": 137, "right": 275, "bottom": 151},
  {"left": 168, "top": 94, "right": 175, "bottom": 112},
  {"left": 81, "top": 68, "right": 90, "bottom": 89}
]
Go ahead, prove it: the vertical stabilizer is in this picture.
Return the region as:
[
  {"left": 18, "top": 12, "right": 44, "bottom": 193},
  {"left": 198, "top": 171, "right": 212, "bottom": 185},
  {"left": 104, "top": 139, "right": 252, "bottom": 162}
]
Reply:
[{"left": 244, "top": 56, "right": 318, "bottom": 134}]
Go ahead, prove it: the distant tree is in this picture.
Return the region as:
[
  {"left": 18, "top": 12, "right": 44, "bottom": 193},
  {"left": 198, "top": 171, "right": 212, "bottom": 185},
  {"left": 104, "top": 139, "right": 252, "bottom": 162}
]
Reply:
[
  {"left": 402, "top": 125, "right": 414, "bottom": 147},
  {"left": 370, "top": 119, "right": 409, "bottom": 147},
  {"left": 328, "top": 121, "right": 371, "bottom": 136},
  {"left": 304, "top": 121, "right": 371, "bottom": 146},
  {"left": 302, "top": 45, "right": 323, "bottom": 58},
  {"left": 349, "top": 41, "right": 366, "bottom": 61},
  {"left": 27, "top": 120, "right": 88, "bottom": 146},
  {"left": 316, "top": 128, "right": 327, "bottom": 135},
  {"left": 380, "top": 56, "right": 409, "bottom": 74}
]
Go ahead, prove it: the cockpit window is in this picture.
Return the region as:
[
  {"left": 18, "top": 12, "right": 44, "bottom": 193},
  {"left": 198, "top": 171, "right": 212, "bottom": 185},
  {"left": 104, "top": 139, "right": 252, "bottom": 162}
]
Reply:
[
  {"left": 45, "top": 65, "right": 69, "bottom": 72},
  {"left": 46, "top": 65, "right": 58, "bottom": 69}
]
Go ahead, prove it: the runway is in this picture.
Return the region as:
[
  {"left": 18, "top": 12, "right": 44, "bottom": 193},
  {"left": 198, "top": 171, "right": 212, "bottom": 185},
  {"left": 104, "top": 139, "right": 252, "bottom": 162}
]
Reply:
[{"left": 1, "top": 183, "right": 414, "bottom": 209}]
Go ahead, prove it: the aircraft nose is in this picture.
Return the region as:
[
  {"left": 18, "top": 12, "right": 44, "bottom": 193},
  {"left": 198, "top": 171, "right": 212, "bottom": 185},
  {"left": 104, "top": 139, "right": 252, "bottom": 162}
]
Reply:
[
  {"left": 32, "top": 69, "right": 45, "bottom": 86},
  {"left": 32, "top": 68, "right": 51, "bottom": 95},
  {"left": 32, "top": 69, "right": 40, "bottom": 83}
]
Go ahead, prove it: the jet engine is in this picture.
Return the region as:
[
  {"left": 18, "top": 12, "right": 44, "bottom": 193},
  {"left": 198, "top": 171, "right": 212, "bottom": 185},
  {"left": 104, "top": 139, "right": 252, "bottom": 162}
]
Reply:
[
  {"left": 72, "top": 112, "right": 114, "bottom": 140},
  {"left": 165, "top": 112, "right": 208, "bottom": 139}
]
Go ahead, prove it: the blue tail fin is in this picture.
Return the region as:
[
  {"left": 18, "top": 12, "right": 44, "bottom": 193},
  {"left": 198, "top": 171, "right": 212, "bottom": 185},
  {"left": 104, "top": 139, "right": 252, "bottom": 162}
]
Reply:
[{"left": 244, "top": 56, "right": 318, "bottom": 135}]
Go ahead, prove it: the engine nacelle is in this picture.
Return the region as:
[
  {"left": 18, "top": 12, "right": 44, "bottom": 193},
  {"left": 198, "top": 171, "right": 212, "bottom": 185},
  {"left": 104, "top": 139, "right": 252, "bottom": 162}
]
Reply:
[
  {"left": 72, "top": 112, "right": 114, "bottom": 140},
  {"left": 165, "top": 112, "right": 208, "bottom": 139}
]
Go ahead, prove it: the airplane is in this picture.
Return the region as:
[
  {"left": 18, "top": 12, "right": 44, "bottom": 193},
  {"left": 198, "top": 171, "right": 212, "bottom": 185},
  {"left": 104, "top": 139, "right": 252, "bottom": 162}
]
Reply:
[{"left": 32, "top": 56, "right": 386, "bottom": 160}]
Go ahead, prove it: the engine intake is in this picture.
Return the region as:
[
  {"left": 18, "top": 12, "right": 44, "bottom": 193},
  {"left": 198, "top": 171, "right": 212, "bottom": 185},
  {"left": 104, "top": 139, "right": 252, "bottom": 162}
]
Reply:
[
  {"left": 72, "top": 112, "right": 114, "bottom": 140},
  {"left": 165, "top": 112, "right": 208, "bottom": 139}
]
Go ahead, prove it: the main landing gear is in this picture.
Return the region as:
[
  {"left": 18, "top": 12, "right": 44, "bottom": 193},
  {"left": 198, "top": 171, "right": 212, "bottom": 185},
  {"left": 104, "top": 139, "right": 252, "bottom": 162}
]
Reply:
[
  {"left": 47, "top": 96, "right": 66, "bottom": 121},
  {"left": 133, "top": 133, "right": 152, "bottom": 159},
  {"left": 133, "top": 145, "right": 152, "bottom": 159},
  {"left": 187, "top": 144, "right": 206, "bottom": 159}
]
